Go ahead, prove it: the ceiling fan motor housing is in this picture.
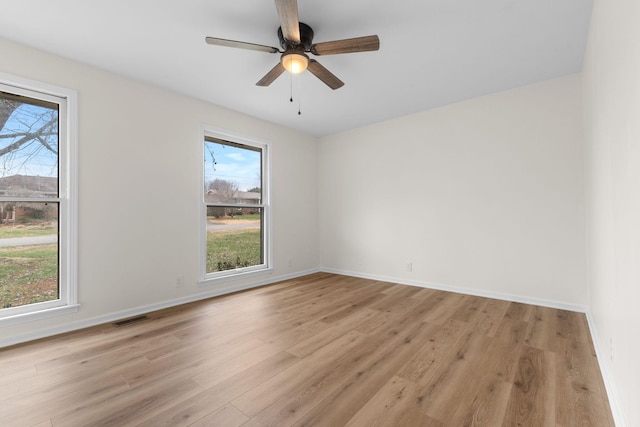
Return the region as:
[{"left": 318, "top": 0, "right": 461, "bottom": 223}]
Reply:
[{"left": 278, "top": 22, "right": 314, "bottom": 51}]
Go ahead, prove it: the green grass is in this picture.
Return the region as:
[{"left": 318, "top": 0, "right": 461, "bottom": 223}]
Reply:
[
  {"left": 227, "top": 213, "right": 261, "bottom": 221},
  {"left": 206, "top": 229, "right": 262, "bottom": 272},
  {"left": 0, "top": 244, "right": 58, "bottom": 309},
  {"left": 0, "top": 224, "right": 57, "bottom": 239}
]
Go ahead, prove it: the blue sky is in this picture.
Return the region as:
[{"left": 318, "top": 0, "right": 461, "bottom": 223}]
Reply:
[
  {"left": 204, "top": 140, "right": 261, "bottom": 191},
  {"left": 0, "top": 100, "right": 58, "bottom": 179}
]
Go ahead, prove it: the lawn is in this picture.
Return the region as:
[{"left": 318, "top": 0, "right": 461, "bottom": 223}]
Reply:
[
  {"left": 207, "top": 228, "right": 262, "bottom": 272},
  {"left": 0, "top": 223, "right": 57, "bottom": 239},
  {"left": 0, "top": 244, "right": 58, "bottom": 309}
]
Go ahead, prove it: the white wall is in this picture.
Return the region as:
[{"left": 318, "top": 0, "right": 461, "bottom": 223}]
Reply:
[
  {"left": 583, "top": 0, "right": 640, "bottom": 425},
  {"left": 1, "top": 11, "right": 635, "bottom": 422},
  {"left": 319, "top": 75, "right": 587, "bottom": 307},
  {"left": 0, "top": 38, "right": 318, "bottom": 346}
]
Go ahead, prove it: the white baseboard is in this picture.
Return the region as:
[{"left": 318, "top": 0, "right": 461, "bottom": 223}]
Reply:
[
  {"left": 320, "top": 267, "right": 587, "bottom": 313},
  {"left": 0, "top": 268, "right": 320, "bottom": 348},
  {"left": 585, "top": 312, "right": 627, "bottom": 427}
]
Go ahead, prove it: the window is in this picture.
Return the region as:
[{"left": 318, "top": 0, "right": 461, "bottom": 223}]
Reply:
[
  {"left": 0, "top": 74, "right": 77, "bottom": 324},
  {"left": 201, "top": 129, "right": 270, "bottom": 281}
]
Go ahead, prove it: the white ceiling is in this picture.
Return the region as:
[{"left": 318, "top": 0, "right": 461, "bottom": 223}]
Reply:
[{"left": 0, "top": 0, "right": 593, "bottom": 137}]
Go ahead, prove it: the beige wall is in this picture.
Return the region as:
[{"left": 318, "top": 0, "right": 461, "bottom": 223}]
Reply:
[
  {"left": 583, "top": 0, "right": 640, "bottom": 425},
  {"left": 0, "top": 38, "right": 319, "bottom": 345},
  {"left": 318, "top": 75, "right": 587, "bottom": 307}
]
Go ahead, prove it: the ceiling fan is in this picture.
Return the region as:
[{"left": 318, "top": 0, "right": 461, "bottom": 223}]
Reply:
[{"left": 205, "top": 0, "right": 380, "bottom": 90}]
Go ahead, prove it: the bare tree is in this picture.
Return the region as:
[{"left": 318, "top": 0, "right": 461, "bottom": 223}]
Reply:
[
  {"left": 207, "top": 178, "right": 239, "bottom": 203},
  {"left": 206, "top": 178, "right": 240, "bottom": 218},
  {"left": 0, "top": 98, "right": 20, "bottom": 130},
  {"left": 0, "top": 96, "right": 58, "bottom": 177}
]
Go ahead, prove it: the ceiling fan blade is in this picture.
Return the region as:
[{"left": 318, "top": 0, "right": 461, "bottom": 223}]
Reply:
[
  {"left": 310, "top": 35, "right": 380, "bottom": 56},
  {"left": 256, "top": 63, "right": 286, "bottom": 86},
  {"left": 205, "top": 37, "right": 279, "bottom": 54},
  {"left": 307, "top": 59, "right": 344, "bottom": 90},
  {"left": 274, "top": 0, "right": 300, "bottom": 43}
]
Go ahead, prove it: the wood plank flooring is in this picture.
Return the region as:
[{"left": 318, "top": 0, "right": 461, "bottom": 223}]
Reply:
[{"left": 0, "top": 273, "right": 615, "bottom": 426}]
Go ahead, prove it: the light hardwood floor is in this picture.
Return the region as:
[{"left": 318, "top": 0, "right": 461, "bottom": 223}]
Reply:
[{"left": 0, "top": 273, "right": 614, "bottom": 426}]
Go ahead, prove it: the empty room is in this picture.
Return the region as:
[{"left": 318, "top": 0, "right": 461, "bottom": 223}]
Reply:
[{"left": 0, "top": 0, "right": 637, "bottom": 426}]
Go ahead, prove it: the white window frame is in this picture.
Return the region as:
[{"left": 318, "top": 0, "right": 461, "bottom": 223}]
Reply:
[
  {"left": 199, "top": 126, "right": 272, "bottom": 285},
  {"left": 0, "top": 72, "right": 78, "bottom": 326}
]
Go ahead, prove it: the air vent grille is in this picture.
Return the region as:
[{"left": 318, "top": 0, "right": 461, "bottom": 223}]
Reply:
[{"left": 112, "top": 315, "right": 150, "bottom": 327}]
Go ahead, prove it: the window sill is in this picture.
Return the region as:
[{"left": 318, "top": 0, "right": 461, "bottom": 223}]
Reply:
[
  {"left": 0, "top": 304, "right": 80, "bottom": 327},
  {"left": 198, "top": 266, "right": 274, "bottom": 288}
]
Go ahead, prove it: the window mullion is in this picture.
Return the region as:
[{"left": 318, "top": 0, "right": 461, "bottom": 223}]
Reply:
[{"left": 206, "top": 203, "right": 265, "bottom": 208}]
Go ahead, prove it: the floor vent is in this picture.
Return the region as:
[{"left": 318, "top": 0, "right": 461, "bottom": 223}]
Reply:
[{"left": 113, "top": 315, "right": 150, "bottom": 327}]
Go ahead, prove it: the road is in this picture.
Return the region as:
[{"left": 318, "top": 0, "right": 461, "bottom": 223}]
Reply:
[
  {"left": 0, "top": 235, "right": 58, "bottom": 247},
  {"left": 206, "top": 221, "right": 260, "bottom": 232}
]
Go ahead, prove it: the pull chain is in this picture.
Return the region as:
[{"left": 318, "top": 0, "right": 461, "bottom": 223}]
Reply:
[
  {"left": 288, "top": 73, "right": 302, "bottom": 115},
  {"left": 290, "top": 72, "right": 293, "bottom": 103},
  {"left": 298, "top": 74, "right": 302, "bottom": 115}
]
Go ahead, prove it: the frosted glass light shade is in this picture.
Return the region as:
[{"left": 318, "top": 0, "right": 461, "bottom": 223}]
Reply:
[{"left": 281, "top": 52, "right": 309, "bottom": 74}]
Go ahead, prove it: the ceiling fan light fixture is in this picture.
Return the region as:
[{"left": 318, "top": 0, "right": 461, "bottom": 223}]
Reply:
[{"left": 281, "top": 52, "right": 309, "bottom": 74}]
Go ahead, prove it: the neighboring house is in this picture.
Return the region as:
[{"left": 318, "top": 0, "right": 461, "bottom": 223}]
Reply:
[
  {"left": 204, "top": 189, "right": 261, "bottom": 205},
  {"left": 233, "top": 191, "right": 262, "bottom": 205},
  {"left": 0, "top": 174, "right": 58, "bottom": 222},
  {"left": 205, "top": 189, "right": 261, "bottom": 217}
]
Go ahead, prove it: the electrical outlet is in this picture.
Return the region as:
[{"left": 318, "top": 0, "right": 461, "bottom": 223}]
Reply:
[
  {"left": 406, "top": 262, "right": 413, "bottom": 272},
  {"left": 176, "top": 276, "right": 184, "bottom": 288}
]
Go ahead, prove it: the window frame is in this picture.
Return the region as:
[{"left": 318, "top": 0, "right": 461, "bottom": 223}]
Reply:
[
  {"left": 0, "top": 72, "right": 78, "bottom": 326},
  {"left": 199, "top": 126, "right": 272, "bottom": 285}
]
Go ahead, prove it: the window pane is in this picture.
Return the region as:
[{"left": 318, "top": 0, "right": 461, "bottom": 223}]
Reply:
[
  {"left": 206, "top": 207, "right": 263, "bottom": 273},
  {"left": 0, "top": 91, "right": 59, "bottom": 196},
  {"left": 0, "top": 202, "right": 59, "bottom": 309},
  {"left": 203, "top": 135, "right": 265, "bottom": 276},
  {"left": 204, "top": 138, "right": 262, "bottom": 197}
]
